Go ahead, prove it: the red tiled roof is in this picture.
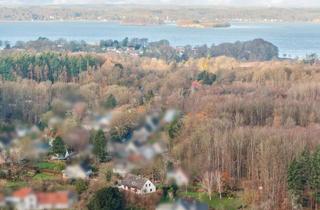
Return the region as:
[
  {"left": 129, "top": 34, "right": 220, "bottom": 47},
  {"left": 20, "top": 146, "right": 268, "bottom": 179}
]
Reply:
[
  {"left": 192, "top": 81, "right": 202, "bottom": 89},
  {"left": 36, "top": 192, "right": 69, "bottom": 205},
  {"left": 12, "top": 188, "right": 33, "bottom": 198}
]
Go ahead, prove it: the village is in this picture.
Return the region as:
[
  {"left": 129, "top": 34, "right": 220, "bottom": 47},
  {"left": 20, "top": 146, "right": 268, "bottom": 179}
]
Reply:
[
  {"left": 2, "top": 2, "right": 320, "bottom": 207},
  {"left": 0, "top": 102, "right": 212, "bottom": 210}
]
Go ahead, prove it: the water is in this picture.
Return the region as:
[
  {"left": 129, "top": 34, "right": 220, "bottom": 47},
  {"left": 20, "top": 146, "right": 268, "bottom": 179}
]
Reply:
[{"left": 1, "top": 21, "right": 320, "bottom": 58}]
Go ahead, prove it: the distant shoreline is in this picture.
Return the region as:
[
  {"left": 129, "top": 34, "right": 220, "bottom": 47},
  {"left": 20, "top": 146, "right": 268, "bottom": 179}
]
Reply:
[{"left": 1, "top": 19, "right": 320, "bottom": 25}]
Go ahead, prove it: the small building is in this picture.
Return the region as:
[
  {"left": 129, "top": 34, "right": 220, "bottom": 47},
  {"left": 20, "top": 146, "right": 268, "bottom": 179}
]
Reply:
[
  {"left": 112, "top": 160, "right": 135, "bottom": 177},
  {"left": 51, "top": 149, "right": 73, "bottom": 161},
  {"left": 36, "top": 191, "right": 75, "bottom": 210},
  {"left": 7, "top": 188, "right": 37, "bottom": 210},
  {"left": 191, "top": 81, "right": 202, "bottom": 93},
  {"left": 0, "top": 152, "right": 7, "bottom": 165},
  {"left": 62, "top": 164, "right": 92, "bottom": 180},
  {"left": 7, "top": 188, "right": 75, "bottom": 210},
  {"left": 167, "top": 168, "right": 189, "bottom": 187},
  {"left": 118, "top": 174, "right": 156, "bottom": 194},
  {"left": 0, "top": 193, "right": 5, "bottom": 207}
]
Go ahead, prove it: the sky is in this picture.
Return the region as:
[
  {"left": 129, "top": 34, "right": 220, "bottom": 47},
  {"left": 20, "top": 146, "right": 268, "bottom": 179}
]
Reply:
[{"left": 0, "top": 0, "right": 319, "bottom": 7}]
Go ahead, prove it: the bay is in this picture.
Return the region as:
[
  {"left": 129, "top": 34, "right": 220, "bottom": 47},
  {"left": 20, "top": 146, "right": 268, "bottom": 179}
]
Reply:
[{"left": 1, "top": 21, "right": 320, "bottom": 58}]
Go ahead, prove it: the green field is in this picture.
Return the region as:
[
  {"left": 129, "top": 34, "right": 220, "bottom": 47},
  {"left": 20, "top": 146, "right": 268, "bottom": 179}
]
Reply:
[
  {"left": 33, "top": 173, "right": 56, "bottom": 181},
  {"left": 36, "top": 161, "right": 65, "bottom": 171},
  {"left": 5, "top": 181, "right": 28, "bottom": 189},
  {"left": 180, "top": 191, "right": 244, "bottom": 210}
]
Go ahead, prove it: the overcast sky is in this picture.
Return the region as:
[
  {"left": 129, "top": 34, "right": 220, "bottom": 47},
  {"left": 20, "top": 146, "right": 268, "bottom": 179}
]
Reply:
[{"left": 0, "top": 0, "right": 320, "bottom": 7}]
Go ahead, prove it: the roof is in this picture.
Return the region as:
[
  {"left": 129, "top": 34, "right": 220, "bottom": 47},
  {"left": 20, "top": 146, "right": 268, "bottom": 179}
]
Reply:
[
  {"left": 12, "top": 188, "right": 33, "bottom": 198},
  {"left": 192, "top": 81, "right": 202, "bottom": 89},
  {"left": 36, "top": 192, "right": 70, "bottom": 205},
  {"left": 120, "top": 174, "right": 149, "bottom": 189},
  {"left": 63, "top": 164, "right": 91, "bottom": 179}
]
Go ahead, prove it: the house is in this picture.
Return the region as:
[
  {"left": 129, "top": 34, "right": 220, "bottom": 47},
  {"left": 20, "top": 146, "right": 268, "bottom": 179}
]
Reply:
[
  {"left": 7, "top": 187, "right": 37, "bottom": 210},
  {"left": 62, "top": 163, "right": 93, "bottom": 180},
  {"left": 51, "top": 149, "right": 72, "bottom": 160},
  {"left": 156, "top": 199, "right": 209, "bottom": 210},
  {"left": 0, "top": 152, "right": 7, "bottom": 165},
  {"left": 130, "top": 127, "right": 150, "bottom": 144},
  {"left": 16, "top": 126, "right": 39, "bottom": 138},
  {"left": 82, "top": 113, "right": 113, "bottom": 132},
  {"left": 167, "top": 168, "right": 189, "bottom": 187},
  {"left": 139, "top": 145, "right": 158, "bottom": 160},
  {"left": 0, "top": 193, "right": 5, "bottom": 207},
  {"left": 163, "top": 109, "right": 178, "bottom": 123},
  {"left": 7, "top": 188, "right": 75, "bottom": 210},
  {"left": 191, "top": 81, "right": 202, "bottom": 93},
  {"left": 35, "top": 191, "right": 75, "bottom": 210},
  {"left": 112, "top": 160, "right": 135, "bottom": 177},
  {"left": 48, "top": 117, "right": 63, "bottom": 129},
  {"left": 126, "top": 140, "right": 165, "bottom": 161},
  {"left": 118, "top": 174, "right": 156, "bottom": 194}
]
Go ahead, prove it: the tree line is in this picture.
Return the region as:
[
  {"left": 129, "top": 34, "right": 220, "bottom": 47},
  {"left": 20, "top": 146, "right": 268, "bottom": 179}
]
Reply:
[
  {"left": 4, "top": 37, "right": 279, "bottom": 62},
  {"left": 0, "top": 52, "right": 102, "bottom": 82}
]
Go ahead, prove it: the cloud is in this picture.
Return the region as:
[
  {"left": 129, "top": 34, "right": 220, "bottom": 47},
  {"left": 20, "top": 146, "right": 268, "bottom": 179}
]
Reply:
[
  {"left": 52, "top": 0, "right": 105, "bottom": 4},
  {"left": 0, "top": 0, "right": 320, "bottom": 7}
]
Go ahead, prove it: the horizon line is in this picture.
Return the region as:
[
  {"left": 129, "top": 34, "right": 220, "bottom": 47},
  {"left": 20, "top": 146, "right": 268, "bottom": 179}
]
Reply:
[{"left": 0, "top": 4, "right": 320, "bottom": 9}]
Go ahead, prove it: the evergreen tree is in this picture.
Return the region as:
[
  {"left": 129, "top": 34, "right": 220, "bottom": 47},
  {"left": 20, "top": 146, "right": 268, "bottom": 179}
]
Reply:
[
  {"left": 311, "top": 147, "right": 320, "bottom": 204},
  {"left": 197, "top": 71, "right": 216, "bottom": 85},
  {"left": 93, "top": 129, "right": 107, "bottom": 162},
  {"left": 288, "top": 158, "right": 304, "bottom": 200},
  {"left": 75, "top": 179, "right": 88, "bottom": 195},
  {"left": 287, "top": 149, "right": 319, "bottom": 208},
  {"left": 87, "top": 187, "right": 124, "bottom": 210},
  {"left": 52, "top": 136, "right": 66, "bottom": 156},
  {"left": 104, "top": 94, "right": 117, "bottom": 109},
  {"left": 168, "top": 118, "right": 183, "bottom": 139}
]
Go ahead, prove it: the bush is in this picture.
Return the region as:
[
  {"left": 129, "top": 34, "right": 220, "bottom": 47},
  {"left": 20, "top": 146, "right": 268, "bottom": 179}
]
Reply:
[
  {"left": 106, "top": 169, "right": 113, "bottom": 182},
  {"left": 0, "top": 170, "right": 7, "bottom": 179},
  {"left": 168, "top": 118, "right": 183, "bottom": 139},
  {"left": 197, "top": 71, "right": 216, "bottom": 85},
  {"left": 75, "top": 179, "right": 88, "bottom": 194}
]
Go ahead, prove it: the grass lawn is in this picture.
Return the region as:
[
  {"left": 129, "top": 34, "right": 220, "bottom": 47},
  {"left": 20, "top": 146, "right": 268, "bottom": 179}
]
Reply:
[
  {"left": 180, "top": 191, "right": 244, "bottom": 210},
  {"left": 5, "top": 181, "right": 28, "bottom": 189},
  {"left": 33, "top": 173, "right": 56, "bottom": 181},
  {"left": 36, "top": 161, "right": 65, "bottom": 171}
]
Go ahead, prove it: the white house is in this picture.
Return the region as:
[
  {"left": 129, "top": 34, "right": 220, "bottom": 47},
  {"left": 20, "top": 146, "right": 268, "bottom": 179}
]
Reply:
[
  {"left": 62, "top": 164, "right": 92, "bottom": 180},
  {"left": 7, "top": 188, "right": 37, "bottom": 210},
  {"left": 7, "top": 188, "right": 75, "bottom": 210},
  {"left": 118, "top": 174, "right": 156, "bottom": 194}
]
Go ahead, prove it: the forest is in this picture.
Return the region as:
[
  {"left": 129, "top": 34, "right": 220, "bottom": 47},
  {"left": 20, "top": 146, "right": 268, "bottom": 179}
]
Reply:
[
  {"left": 1, "top": 6, "right": 320, "bottom": 23},
  {"left": 0, "top": 46, "right": 319, "bottom": 210}
]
